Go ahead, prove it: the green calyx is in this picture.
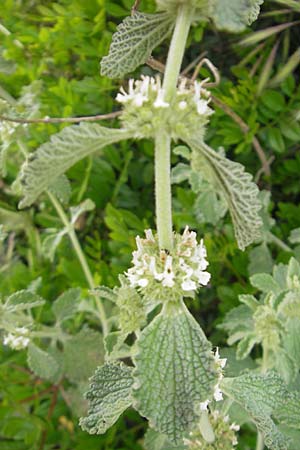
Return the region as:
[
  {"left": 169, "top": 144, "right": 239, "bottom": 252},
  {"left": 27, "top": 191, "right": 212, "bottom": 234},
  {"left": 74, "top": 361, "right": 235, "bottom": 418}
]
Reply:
[
  {"left": 116, "top": 76, "right": 213, "bottom": 141},
  {"left": 125, "top": 227, "right": 211, "bottom": 307}
]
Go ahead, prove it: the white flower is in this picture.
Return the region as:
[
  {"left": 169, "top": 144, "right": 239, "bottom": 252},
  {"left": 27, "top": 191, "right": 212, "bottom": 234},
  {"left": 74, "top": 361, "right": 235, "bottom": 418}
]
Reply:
[
  {"left": 3, "top": 327, "right": 30, "bottom": 350},
  {"left": 230, "top": 423, "right": 240, "bottom": 432},
  {"left": 214, "top": 386, "right": 223, "bottom": 402},
  {"left": 153, "top": 89, "right": 169, "bottom": 108},
  {"left": 137, "top": 278, "right": 149, "bottom": 287},
  {"left": 194, "top": 269, "right": 211, "bottom": 285},
  {"left": 181, "top": 279, "right": 197, "bottom": 291},
  {"left": 214, "top": 347, "right": 227, "bottom": 369},
  {"left": 178, "top": 100, "right": 187, "bottom": 110},
  {"left": 196, "top": 99, "right": 210, "bottom": 115},
  {"left": 161, "top": 255, "right": 175, "bottom": 287},
  {"left": 199, "top": 399, "right": 210, "bottom": 411},
  {"left": 145, "top": 229, "right": 155, "bottom": 242}
]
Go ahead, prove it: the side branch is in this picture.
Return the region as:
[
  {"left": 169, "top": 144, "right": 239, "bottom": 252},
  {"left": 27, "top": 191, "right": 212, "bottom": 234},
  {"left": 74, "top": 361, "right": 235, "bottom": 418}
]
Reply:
[{"left": 0, "top": 111, "right": 121, "bottom": 125}]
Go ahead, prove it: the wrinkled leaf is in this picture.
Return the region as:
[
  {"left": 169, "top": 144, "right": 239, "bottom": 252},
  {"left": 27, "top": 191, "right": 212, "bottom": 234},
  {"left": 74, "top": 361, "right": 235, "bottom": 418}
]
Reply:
[
  {"left": 80, "top": 363, "right": 134, "bottom": 434},
  {"left": 133, "top": 303, "right": 217, "bottom": 444},
  {"left": 101, "top": 12, "right": 174, "bottom": 78},
  {"left": 210, "top": 0, "right": 264, "bottom": 32},
  {"left": 5, "top": 290, "right": 45, "bottom": 312},
  {"left": 27, "top": 343, "right": 59, "bottom": 381},
  {"left": 222, "top": 371, "right": 300, "bottom": 450},
  {"left": 187, "top": 139, "right": 262, "bottom": 250},
  {"left": 52, "top": 288, "right": 81, "bottom": 323},
  {"left": 18, "top": 123, "right": 132, "bottom": 208}
]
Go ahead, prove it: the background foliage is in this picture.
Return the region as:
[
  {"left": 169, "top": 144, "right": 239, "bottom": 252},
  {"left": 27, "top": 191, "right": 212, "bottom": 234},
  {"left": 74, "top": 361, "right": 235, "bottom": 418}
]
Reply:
[{"left": 0, "top": 0, "right": 300, "bottom": 448}]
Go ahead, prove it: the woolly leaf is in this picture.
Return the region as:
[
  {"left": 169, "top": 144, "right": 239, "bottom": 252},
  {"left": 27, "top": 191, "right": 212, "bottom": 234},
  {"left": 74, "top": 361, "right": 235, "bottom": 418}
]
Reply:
[
  {"left": 52, "top": 288, "right": 81, "bottom": 323},
  {"left": 250, "top": 273, "right": 280, "bottom": 294},
  {"left": 80, "top": 363, "right": 134, "bottom": 434},
  {"left": 18, "top": 123, "right": 132, "bottom": 208},
  {"left": 27, "top": 343, "right": 59, "bottom": 381},
  {"left": 222, "top": 371, "right": 300, "bottom": 450},
  {"left": 101, "top": 12, "right": 174, "bottom": 78},
  {"left": 63, "top": 327, "right": 104, "bottom": 383},
  {"left": 187, "top": 139, "right": 262, "bottom": 250},
  {"left": 144, "top": 428, "right": 186, "bottom": 450},
  {"left": 48, "top": 174, "right": 71, "bottom": 204},
  {"left": 210, "top": 0, "right": 264, "bottom": 32},
  {"left": 42, "top": 229, "right": 66, "bottom": 262},
  {"left": 5, "top": 290, "right": 45, "bottom": 312},
  {"left": 284, "top": 318, "right": 300, "bottom": 368},
  {"left": 133, "top": 303, "right": 217, "bottom": 444}
]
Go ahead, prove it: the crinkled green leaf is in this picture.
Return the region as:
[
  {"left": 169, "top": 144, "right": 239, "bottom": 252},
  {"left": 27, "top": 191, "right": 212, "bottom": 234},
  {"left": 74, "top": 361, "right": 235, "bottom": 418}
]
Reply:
[
  {"left": 52, "top": 288, "right": 81, "bottom": 323},
  {"left": 186, "top": 139, "right": 262, "bottom": 250},
  {"left": 27, "top": 343, "right": 59, "bottom": 381},
  {"left": 48, "top": 174, "right": 71, "bottom": 204},
  {"left": 133, "top": 303, "right": 217, "bottom": 444},
  {"left": 18, "top": 123, "right": 132, "bottom": 208},
  {"left": 5, "top": 290, "right": 45, "bottom": 312},
  {"left": 250, "top": 273, "right": 281, "bottom": 294},
  {"left": 80, "top": 363, "right": 134, "bottom": 434},
  {"left": 284, "top": 318, "right": 300, "bottom": 368},
  {"left": 100, "top": 12, "right": 174, "bottom": 78},
  {"left": 222, "top": 371, "right": 300, "bottom": 450},
  {"left": 236, "top": 334, "right": 258, "bottom": 360},
  {"left": 63, "top": 327, "right": 104, "bottom": 383},
  {"left": 210, "top": 0, "right": 264, "bottom": 32},
  {"left": 144, "top": 428, "right": 186, "bottom": 450},
  {"left": 42, "top": 229, "right": 66, "bottom": 262}
]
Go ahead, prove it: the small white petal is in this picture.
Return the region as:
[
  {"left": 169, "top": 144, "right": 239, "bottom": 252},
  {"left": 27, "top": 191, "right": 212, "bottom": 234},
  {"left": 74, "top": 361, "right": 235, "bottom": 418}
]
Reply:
[
  {"left": 138, "top": 278, "right": 149, "bottom": 287},
  {"left": 178, "top": 101, "right": 187, "bottom": 110},
  {"left": 181, "top": 279, "right": 197, "bottom": 291},
  {"left": 196, "top": 271, "right": 211, "bottom": 285},
  {"left": 145, "top": 229, "right": 155, "bottom": 241},
  {"left": 196, "top": 99, "right": 209, "bottom": 115},
  {"left": 199, "top": 399, "right": 210, "bottom": 411},
  {"left": 230, "top": 423, "right": 240, "bottom": 432},
  {"left": 214, "top": 386, "right": 223, "bottom": 402}
]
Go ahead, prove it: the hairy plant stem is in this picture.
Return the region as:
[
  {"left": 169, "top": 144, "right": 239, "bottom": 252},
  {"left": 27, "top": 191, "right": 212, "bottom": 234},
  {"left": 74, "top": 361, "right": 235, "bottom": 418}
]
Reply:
[
  {"left": 162, "top": 4, "right": 194, "bottom": 101},
  {"left": 154, "top": 129, "right": 173, "bottom": 250},
  {"left": 47, "top": 192, "right": 108, "bottom": 336},
  {"left": 155, "top": 4, "right": 193, "bottom": 250},
  {"left": 256, "top": 432, "right": 265, "bottom": 450}
]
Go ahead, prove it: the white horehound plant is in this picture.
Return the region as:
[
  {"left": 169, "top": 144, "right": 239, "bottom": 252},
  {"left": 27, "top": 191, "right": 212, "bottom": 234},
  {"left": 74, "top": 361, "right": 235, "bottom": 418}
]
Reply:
[{"left": 2, "top": 0, "right": 300, "bottom": 449}]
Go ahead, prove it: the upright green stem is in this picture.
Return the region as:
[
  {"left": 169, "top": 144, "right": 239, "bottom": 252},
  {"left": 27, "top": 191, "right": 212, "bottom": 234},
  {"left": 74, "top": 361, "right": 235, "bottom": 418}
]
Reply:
[
  {"left": 162, "top": 4, "right": 194, "bottom": 101},
  {"left": 155, "top": 129, "right": 173, "bottom": 250},
  {"left": 155, "top": 4, "right": 193, "bottom": 250},
  {"left": 256, "top": 432, "right": 265, "bottom": 450},
  {"left": 47, "top": 192, "right": 108, "bottom": 335}
]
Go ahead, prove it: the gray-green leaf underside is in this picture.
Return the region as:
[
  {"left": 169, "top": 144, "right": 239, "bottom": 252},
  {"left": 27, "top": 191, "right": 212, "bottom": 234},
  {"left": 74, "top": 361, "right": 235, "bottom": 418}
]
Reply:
[
  {"left": 222, "top": 371, "right": 300, "bottom": 450},
  {"left": 210, "top": 0, "right": 264, "bottom": 32},
  {"left": 80, "top": 363, "right": 134, "bottom": 434},
  {"left": 18, "top": 123, "right": 132, "bottom": 208},
  {"left": 100, "top": 12, "right": 174, "bottom": 78},
  {"left": 133, "top": 303, "right": 217, "bottom": 444},
  {"left": 186, "top": 138, "right": 262, "bottom": 250}
]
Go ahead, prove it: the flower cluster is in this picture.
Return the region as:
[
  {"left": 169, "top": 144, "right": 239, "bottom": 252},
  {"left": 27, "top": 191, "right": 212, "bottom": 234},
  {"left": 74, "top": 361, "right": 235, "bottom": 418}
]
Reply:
[
  {"left": 3, "top": 327, "right": 30, "bottom": 350},
  {"left": 184, "top": 410, "right": 240, "bottom": 449},
  {"left": 199, "top": 348, "right": 227, "bottom": 411},
  {"left": 125, "top": 227, "right": 210, "bottom": 304},
  {"left": 117, "top": 75, "right": 213, "bottom": 140}
]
